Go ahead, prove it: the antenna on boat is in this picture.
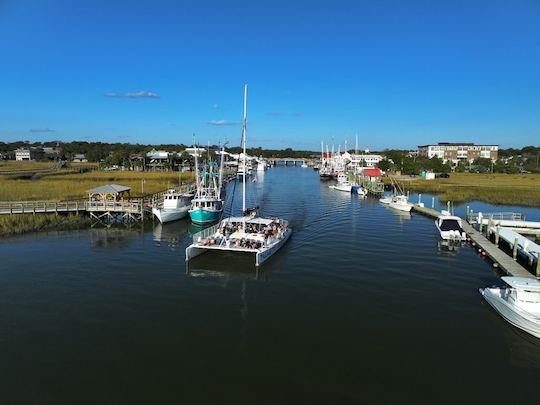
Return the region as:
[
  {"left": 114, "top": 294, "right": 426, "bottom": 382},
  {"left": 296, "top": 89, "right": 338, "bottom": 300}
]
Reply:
[
  {"left": 193, "top": 133, "right": 200, "bottom": 191},
  {"left": 242, "top": 84, "right": 248, "bottom": 216}
]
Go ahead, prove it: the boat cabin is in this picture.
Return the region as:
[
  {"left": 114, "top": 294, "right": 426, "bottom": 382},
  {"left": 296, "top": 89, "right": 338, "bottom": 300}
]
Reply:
[{"left": 503, "top": 277, "right": 540, "bottom": 313}]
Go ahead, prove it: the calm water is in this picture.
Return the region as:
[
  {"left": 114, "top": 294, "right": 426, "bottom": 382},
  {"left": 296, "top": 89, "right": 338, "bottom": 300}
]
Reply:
[{"left": 1, "top": 167, "right": 539, "bottom": 404}]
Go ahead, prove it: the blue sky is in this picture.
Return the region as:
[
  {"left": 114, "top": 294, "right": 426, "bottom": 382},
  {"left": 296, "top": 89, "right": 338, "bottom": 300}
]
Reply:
[{"left": 1, "top": 0, "right": 539, "bottom": 150}]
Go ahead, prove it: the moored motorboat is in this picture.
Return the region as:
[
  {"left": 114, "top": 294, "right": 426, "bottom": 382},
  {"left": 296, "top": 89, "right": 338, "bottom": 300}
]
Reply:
[
  {"left": 379, "top": 196, "right": 392, "bottom": 204},
  {"left": 388, "top": 194, "right": 413, "bottom": 212},
  {"left": 480, "top": 277, "right": 540, "bottom": 338},
  {"left": 435, "top": 211, "right": 466, "bottom": 241}
]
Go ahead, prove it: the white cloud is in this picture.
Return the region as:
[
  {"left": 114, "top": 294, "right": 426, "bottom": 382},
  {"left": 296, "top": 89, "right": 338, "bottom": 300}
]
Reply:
[
  {"left": 207, "top": 119, "right": 241, "bottom": 126},
  {"left": 105, "top": 91, "right": 160, "bottom": 99},
  {"left": 29, "top": 128, "right": 55, "bottom": 133}
]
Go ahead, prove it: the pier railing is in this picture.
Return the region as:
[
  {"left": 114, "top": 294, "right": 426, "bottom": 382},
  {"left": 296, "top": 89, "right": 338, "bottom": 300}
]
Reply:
[
  {"left": 0, "top": 199, "right": 142, "bottom": 215},
  {"left": 470, "top": 212, "right": 524, "bottom": 224},
  {"left": 192, "top": 223, "right": 221, "bottom": 244}
]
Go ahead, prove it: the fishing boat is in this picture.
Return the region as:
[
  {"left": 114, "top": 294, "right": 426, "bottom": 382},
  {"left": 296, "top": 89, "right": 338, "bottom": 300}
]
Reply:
[
  {"left": 388, "top": 194, "right": 413, "bottom": 212},
  {"left": 329, "top": 173, "right": 353, "bottom": 193},
  {"left": 188, "top": 146, "right": 225, "bottom": 225},
  {"left": 480, "top": 277, "right": 540, "bottom": 338},
  {"left": 435, "top": 211, "right": 466, "bottom": 241},
  {"left": 301, "top": 163, "right": 308, "bottom": 168},
  {"left": 152, "top": 189, "right": 194, "bottom": 223},
  {"left": 256, "top": 160, "right": 266, "bottom": 172},
  {"left": 186, "top": 85, "right": 292, "bottom": 267},
  {"left": 379, "top": 196, "right": 392, "bottom": 204}
]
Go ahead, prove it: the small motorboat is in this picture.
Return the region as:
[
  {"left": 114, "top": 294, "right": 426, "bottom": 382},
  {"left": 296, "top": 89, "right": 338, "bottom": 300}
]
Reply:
[
  {"left": 356, "top": 186, "right": 367, "bottom": 197},
  {"left": 480, "top": 277, "right": 540, "bottom": 338},
  {"left": 379, "top": 196, "right": 392, "bottom": 204},
  {"left": 388, "top": 195, "right": 413, "bottom": 212},
  {"left": 435, "top": 210, "right": 466, "bottom": 241}
]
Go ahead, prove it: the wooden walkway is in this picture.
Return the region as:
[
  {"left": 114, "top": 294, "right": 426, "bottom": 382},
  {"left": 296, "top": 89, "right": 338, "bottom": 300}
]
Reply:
[
  {"left": 412, "top": 204, "right": 535, "bottom": 279},
  {"left": 0, "top": 200, "right": 143, "bottom": 215}
]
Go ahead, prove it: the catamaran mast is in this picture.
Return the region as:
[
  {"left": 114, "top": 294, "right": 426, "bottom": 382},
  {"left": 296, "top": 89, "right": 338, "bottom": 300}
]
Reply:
[
  {"left": 242, "top": 84, "right": 248, "bottom": 215},
  {"left": 218, "top": 142, "right": 225, "bottom": 195}
]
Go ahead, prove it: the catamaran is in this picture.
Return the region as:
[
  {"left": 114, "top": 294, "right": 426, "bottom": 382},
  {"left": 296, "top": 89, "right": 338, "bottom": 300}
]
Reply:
[
  {"left": 188, "top": 145, "right": 225, "bottom": 225},
  {"left": 186, "top": 85, "right": 292, "bottom": 266}
]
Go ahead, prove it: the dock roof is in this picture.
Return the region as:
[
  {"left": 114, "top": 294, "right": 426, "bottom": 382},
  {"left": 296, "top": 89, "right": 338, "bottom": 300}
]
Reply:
[{"left": 87, "top": 184, "right": 131, "bottom": 194}]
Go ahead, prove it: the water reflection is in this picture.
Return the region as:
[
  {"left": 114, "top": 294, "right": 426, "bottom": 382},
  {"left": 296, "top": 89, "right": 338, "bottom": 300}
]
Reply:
[
  {"left": 153, "top": 220, "right": 190, "bottom": 249},
  {"left": 89, "top": 228, "right": 140, "bottom": 250},
  {"left": 437, "top": 239, "right": 463, "bottom": 256},
  {"left": 384, "top": 206, "right": 412, "bottom": 222}
]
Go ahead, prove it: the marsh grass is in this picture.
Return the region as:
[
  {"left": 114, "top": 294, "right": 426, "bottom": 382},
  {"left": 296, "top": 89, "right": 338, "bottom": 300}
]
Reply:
[
  {"left": 387, "top": 173, "right": 540, "bottom": 206},
  {"left": 0, "top": 213, "right": 91, "bottom": 237},
  {"left": 0, "top": 161, "right": 53, "bottom": 172},
  {"left": 0, "top": 171, "right": 195, "bottom": 201}
]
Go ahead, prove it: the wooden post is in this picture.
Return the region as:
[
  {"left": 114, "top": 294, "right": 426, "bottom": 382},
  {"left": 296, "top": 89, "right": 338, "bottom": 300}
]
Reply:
[
  {"left": 487, "top": 218, "right": 493, "bottom": 237},
  {"left": 513, "top": 237, "right": 519, "bottom": 260},
  {"left": 495, "top": 226, "right": 500, "bottom": 246},
  {"left": 536, "top": 256, "right": 540, "bottom": 278},
  {"left": 479, "top": 219, "right": 483, "bottom": 233},
  {"left": 418, "top": 193, "right": 422, "bottom": 204}
]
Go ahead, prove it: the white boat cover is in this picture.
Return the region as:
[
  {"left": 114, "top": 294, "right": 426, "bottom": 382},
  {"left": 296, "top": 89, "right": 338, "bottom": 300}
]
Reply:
[{"left": 502, "top": 277, "right": 540, "bottom": 292}]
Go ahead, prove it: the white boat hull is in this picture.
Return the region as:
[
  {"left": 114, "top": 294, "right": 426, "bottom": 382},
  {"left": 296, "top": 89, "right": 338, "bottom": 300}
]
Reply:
[
  {"left": 481, "top": 287, "right": 540, "bottom": 338},
  {"left": 329, "top": 184, "right": 352, "bottom": 193},
  {"left": 152, "top": 206, "right": 189, "bottom": 223},
  {"left": 388, "top": 202, "right": 413, "bottom": 212},
  {"left": 256, "top": 228, "right": 292, "bottom": 266},
  {"left": 379, "top": 197, "right": 392, "bottom": 204}
]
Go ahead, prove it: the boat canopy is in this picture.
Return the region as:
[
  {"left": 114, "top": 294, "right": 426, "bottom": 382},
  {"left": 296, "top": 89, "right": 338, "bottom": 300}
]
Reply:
[
  {"left": 437, "top": 218, "right": 463, "bottom": 231},
  {"left": 502, "top": 277, "right": 540, "bottom": 292},
  {"left": 221, "top": 216, "right": 275, "bottom": 226}
]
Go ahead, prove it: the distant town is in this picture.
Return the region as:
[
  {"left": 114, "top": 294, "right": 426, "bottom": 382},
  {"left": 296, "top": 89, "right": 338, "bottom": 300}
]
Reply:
[{"left": 0, "top": 140, "right": 539, "bottom": 175}]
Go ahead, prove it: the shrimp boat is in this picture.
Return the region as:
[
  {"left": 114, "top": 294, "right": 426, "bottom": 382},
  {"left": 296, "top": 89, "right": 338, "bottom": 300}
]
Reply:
[
  {"left": 152, "top": 189, "right": 194, "bottom": 223},
  {"left": 188, "top": 145, "right": 225, "bottom": 225},
  {"left": 186, "top": 85, "right": 292, "bottom": 267},
  {"left": 480, "top": 277, "right": 540, "bottom": 338}
]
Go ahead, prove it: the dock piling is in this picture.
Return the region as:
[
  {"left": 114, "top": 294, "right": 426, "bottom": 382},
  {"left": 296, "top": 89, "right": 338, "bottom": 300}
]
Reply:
[
  {"left": 432, "top": 197, "right": 435, "bottom": 209},
  {"left": 536, "top": 256, "right": 540, "bottom": 278},
  {"left": 513, "top": 237, "right": 519, "bottom": 260},
  {"left": 495, "top": 226, "right": 500, "bottom": 246}
]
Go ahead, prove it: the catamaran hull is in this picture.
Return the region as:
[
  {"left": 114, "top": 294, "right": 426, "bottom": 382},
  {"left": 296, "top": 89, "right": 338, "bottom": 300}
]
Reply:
[
  {"left": 480, "top": 287, "right": 540, "bottom": 338},
  {"left": 189, "top": 208, "right": 222, "bottom": 224},
  {"left": 152, "top": 207, "right": 189, "bottom": 223},
  {"left": 256, "top": 228, "right": 292, "bottom": 266}
]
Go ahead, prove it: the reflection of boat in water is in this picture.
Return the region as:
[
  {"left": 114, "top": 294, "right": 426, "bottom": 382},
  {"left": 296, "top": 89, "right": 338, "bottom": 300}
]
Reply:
[
  {"left": 384, "top": 205, "right": 411, "bottom": 221},
  {"left": 480, "top": 277, "right": 540, "bottom": 339},
  {"left": 89, "top": 228, "right": 137, "bottom": 250},
  {"left": 437, "top": 239, "right": 462, "bottom": 255},
  {"left": 153, "top": 221, "right": 190, "bottom": 247}
]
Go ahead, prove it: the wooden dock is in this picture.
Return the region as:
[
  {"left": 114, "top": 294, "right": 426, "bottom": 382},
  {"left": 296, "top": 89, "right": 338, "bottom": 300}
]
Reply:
[{"left": 412, "top": 204, "right": 536, "bottom": 279}]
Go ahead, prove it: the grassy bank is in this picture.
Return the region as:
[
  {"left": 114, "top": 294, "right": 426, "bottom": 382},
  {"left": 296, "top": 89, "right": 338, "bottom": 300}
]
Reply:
[
  {"left": 0, "top": 213, "right": 92, "bottom": 237},
  {"left": 0, "top": 170, "right": 194, "bottom": 201},
  {"left": 387, "top": 173, "right": 540, "bottom": 206}
]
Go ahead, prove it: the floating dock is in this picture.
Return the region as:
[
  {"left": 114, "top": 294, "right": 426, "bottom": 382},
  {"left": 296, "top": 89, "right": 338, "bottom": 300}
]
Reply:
[{"left": 412, "top": 204, "right": 537, "bottom": 279}]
